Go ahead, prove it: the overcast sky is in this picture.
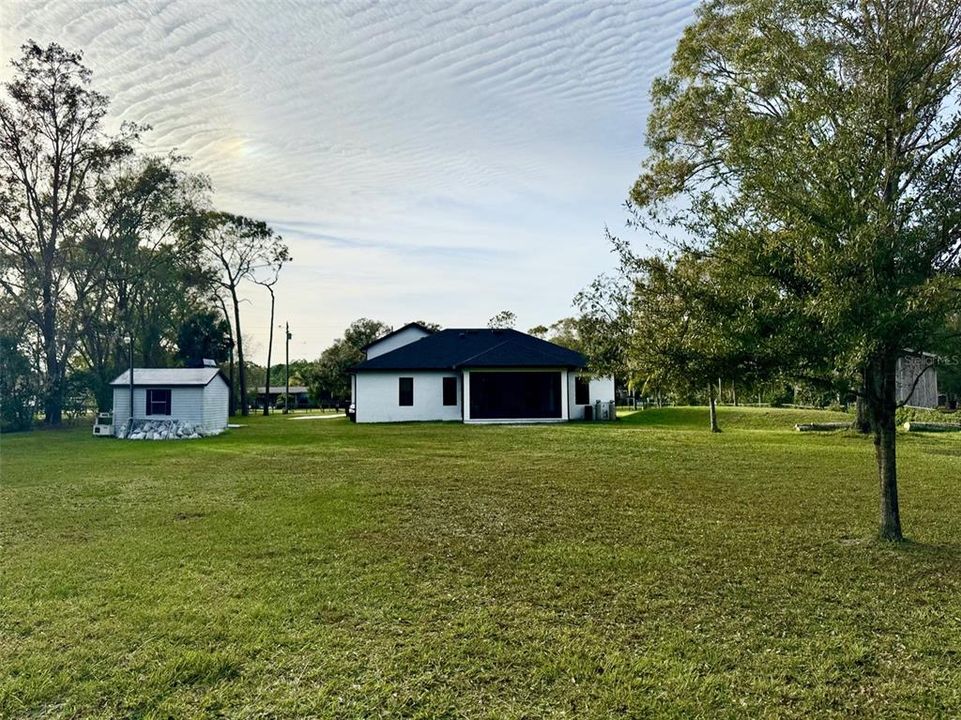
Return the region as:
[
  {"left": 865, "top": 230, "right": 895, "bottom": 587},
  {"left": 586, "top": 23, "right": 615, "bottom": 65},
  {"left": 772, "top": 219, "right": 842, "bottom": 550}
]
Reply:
[{"left": 1, "top": 0, "right": 697, "bottom": 363}]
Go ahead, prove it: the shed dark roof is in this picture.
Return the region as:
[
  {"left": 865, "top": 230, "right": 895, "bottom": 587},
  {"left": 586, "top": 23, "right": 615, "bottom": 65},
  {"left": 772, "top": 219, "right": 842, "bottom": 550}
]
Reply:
[{"left": 352, "top": 329, "right": 585, "bottom": 371}]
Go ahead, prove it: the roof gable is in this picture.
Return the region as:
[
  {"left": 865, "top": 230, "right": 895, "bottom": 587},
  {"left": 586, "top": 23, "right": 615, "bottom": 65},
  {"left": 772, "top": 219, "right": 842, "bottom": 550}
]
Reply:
[
  {"left": 353, "top": 328, "right": 585, "bottom": 371},
  {"left": 362, "top": 322, "right": 435, "bottom": 355}
]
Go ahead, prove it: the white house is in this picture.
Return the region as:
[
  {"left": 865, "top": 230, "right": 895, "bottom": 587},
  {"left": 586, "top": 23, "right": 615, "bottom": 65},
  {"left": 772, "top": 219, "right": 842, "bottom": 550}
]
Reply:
[
  {"left": 110, "top": 367, "right": 230, "bottom": 434},
  {"left": 350, "top": 324, "right": 616, "bottom": 423}
]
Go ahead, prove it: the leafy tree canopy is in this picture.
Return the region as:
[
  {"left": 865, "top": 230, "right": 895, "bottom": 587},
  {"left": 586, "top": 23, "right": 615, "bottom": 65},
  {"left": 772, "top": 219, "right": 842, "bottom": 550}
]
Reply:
[
  {"left": 176, "top": 311, "right": 232, "bottom": 366},
  {"left": 488, "top": 310, "right": 517, "bottom": 329},
  {"left": 630, "top": 0, "right": 961, "bottom": 539}
]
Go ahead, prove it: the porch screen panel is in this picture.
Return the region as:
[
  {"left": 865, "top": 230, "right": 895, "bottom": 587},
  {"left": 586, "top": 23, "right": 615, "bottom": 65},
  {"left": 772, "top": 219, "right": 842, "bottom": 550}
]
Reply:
[{"left": 469, "top": 372, "right": 562, "bottom": 419}]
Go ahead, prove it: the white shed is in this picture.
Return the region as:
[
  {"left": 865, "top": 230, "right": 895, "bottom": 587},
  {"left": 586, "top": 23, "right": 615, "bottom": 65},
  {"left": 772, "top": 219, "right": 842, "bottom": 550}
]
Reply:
[{"left": 110, "top": 367, "right": 229, "bottom": 435}]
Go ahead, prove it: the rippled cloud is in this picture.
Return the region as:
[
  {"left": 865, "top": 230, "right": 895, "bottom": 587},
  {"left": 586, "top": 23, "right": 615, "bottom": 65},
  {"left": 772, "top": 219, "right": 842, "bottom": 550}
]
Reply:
[{"left": 2, "top": 0, "right": 697, "bottom": 359}]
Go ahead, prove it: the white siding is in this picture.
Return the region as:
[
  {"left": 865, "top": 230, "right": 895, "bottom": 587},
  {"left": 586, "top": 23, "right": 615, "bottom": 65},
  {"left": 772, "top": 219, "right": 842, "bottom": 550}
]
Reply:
[
  {"left": 463, "top": 368, "right": 570, "bottom": 424},
  {"left": 355, "top": 371, "right": 461, "bottom": 423},
  {"left": 202, "top": 376, "right": 229, "bottom": 432},
  {"left": 112, "top": 385, "right": 213, "bottom": 428},
  {"left": 896, "top": 356, "right": 938, "bottom": 408},
  {"left": 365, "top": 326, "right": 431, "bottom": 359},
  {"left": 112, "top": 386, "right": 134, "bottom": 429},
  {"left": 567, "top": 374, "right": 616, "bottom": 420}
]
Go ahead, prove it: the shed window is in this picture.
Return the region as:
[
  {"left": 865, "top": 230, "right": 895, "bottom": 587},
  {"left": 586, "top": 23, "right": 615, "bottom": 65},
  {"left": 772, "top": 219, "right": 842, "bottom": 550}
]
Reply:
[
  {"left": 443, "top": 377, "right": 457, "bottom": 406},
  {"left": 399, "top": 377, "right": 414, "bottom": 406},
  {"left": 574, "top": 376, "right": 590, "bottom": 405},
  {"left": 146, "top": 388, "right": 172, "bottom": 415}
]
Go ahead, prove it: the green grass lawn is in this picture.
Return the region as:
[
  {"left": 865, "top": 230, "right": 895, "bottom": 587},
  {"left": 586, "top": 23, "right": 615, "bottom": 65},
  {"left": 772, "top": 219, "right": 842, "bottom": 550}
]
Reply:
[{"left": 2, "top": 407, "right": 959, "bottom": 719}]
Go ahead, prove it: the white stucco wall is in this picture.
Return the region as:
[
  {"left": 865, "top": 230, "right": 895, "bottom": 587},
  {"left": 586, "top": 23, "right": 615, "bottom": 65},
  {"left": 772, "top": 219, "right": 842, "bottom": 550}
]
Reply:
[
  {"left": 567, "top": 374, "right": 616, "bottom": 420},
  {"left": 365, "top": 326, "right": 432, "bottom": 359},
  {"left": 354, "top": 371, "right": 462, "bottom": 422},
  {"left": 113, "top": 385, "right": 208, "bottom": 428},
  {"left": 463, "top": 368, "right": 570, "bottom": 424},
  {"left": 201, "top": 376, "right": 230, "bottom": 432}
]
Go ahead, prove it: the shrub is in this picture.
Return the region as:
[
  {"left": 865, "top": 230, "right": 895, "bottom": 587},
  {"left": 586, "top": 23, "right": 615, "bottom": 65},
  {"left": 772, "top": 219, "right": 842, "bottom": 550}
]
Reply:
[
  {"left": 0, "top": 336, "right": 37, "bottom": 432},
  {"left": 896, "top": 405, "right": 959, "bottom": 427}
]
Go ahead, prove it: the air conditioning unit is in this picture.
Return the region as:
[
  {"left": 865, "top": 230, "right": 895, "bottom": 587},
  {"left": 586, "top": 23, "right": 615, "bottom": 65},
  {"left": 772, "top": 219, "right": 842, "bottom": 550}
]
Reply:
[
  {"left": 93, "top": 412, "right": 114, "bottom": 437},
  {"left": 592, "top": 400, "right": 616, "bottom": 421}
]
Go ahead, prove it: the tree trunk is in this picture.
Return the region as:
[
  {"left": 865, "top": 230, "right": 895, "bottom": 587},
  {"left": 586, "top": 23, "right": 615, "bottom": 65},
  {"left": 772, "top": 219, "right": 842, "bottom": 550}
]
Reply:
[
  {"left": 230, "top": 286, "right": 249, "bottom": 416},
  {"left": 866, "top": 356, "right": 903, "bottom": 541},
  {"left": 732, "top": 381, "right": 738, "bottom": 407},
  {"left": 853, "top": 394, "right": 871, "bottom": 434},
  {"left": 41, "top": 283, "right": 63, "bottom": 426},
  {"left": 227, "top": 345, "right": 236, "bottom": 416},
  {"left": 262, "top": 287, "right": 275, "bottom": 417},
  {"left": 875, "top": 416, "right": 901, "bottom": 541},
  {"left": 216, "top": 295, "right": 237, "bottom": 416},
  {"left": 708, "top": 383, "right": 720, "bottom": 433}
]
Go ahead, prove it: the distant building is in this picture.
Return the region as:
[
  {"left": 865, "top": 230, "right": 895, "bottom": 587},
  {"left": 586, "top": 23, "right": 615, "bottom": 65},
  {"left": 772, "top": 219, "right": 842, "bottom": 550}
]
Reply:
[
  {"left": 896, "top": 353, "right": 939, "bottom": 408},
  {"left": 350, "top": 324, "right": 615, "bottom": 423},
  {"left": 255, "top": 385, "right": 311, "bottom": 409},
  {"left": 110, "top": 367, "right": 229, "bottom": 433}
]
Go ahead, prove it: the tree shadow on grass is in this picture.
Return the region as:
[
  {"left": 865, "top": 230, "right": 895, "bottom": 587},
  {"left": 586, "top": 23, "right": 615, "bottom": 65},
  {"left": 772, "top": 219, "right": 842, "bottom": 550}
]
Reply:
[{"left": 842, "top": 535, "right": 961, "bottom": 562}]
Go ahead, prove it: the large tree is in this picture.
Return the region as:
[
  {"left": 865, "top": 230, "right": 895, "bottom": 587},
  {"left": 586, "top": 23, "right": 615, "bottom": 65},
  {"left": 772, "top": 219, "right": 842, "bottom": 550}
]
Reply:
[
  {"left": 634, "top": 0, "right": 961, "bottom": 539},
  {"left": 0, "top": 41, "right": 136, "bottom": 424},
  {"left": 176, "top": 310, "right": 232, "bottom": 367},
  {"left": 574, "top": 231, "right": 639, "bottom": 386},
  {"left": 191, "top": 212, "right": 289, "bottom": 416},
  {"left": 73, "top": 156, "right": 210, "bottom": 408},
  {"left": 631, "top": 252, "right": 773, "bottom": 432},
  {"left": 252, "top": 253, "right": 290, "bottom": 416}
]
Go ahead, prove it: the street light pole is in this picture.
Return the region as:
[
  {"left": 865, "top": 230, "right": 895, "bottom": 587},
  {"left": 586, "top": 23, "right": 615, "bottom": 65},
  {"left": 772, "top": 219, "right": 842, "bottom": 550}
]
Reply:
[
  {"left": 284, "top": 322, "right": 291, "bottom": 414},
  {"left": 127, "top": 335, "right": 134, "bottom": 437}
]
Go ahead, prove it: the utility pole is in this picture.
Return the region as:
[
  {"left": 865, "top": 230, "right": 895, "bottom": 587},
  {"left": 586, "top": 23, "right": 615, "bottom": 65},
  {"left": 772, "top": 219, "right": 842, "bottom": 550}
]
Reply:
[
  {"left": 127, "top": 335, "right": 134, "bottom": 438},
  {"left": 262, "top": 285, "right": 276, "bottom": 417},
  {"left": 284, "top": 322, "right": 291, "bottom": 414}
]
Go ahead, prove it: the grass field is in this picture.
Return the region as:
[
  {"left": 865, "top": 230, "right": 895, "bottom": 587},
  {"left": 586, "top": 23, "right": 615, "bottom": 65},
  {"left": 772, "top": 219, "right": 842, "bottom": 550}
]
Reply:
[{"left": 2, "top": 407, "right": 959, "bottom": 718}]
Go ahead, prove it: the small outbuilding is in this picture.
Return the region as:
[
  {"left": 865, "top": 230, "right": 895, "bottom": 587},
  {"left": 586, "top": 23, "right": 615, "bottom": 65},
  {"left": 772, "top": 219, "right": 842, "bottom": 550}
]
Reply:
[
  {"left": 110, "top": 367, "right": 229, "bottom": 435},
  {"left": 255, "top": 385, "right": 311, "bottom": 409}
]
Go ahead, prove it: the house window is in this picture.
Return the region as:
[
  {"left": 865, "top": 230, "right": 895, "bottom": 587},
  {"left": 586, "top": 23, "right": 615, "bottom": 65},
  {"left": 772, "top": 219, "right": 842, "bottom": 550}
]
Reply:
[
  {"left": 146, "top": 388, "right": 172, "bottom": 415},
  {"left": 399, "top": 377, "right": 414, "bottom": 406},
  {"left": 575, "top": 376, "right": 590, "bottom": 405},
  {"left": 443, "top": 377, "right": 457, "bottom": 406}
]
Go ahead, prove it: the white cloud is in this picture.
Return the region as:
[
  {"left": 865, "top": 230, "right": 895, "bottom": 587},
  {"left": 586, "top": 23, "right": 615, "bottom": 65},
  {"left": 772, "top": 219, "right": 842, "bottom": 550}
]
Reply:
[{"left": 1, "top": 0, "right": 697, "bottom": 361}]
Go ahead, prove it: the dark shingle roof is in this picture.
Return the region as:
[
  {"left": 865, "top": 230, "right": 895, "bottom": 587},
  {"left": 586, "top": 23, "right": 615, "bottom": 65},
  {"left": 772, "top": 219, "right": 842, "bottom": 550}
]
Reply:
[{"left": 352, "top": 329, "right": 585, "bottom": 371}]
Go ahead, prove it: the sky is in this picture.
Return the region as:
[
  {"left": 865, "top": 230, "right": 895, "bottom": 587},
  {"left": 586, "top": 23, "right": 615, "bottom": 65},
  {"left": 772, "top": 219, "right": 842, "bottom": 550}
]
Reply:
[{"left": 1, "top": 0, "right": 698, "bottom": 363}]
